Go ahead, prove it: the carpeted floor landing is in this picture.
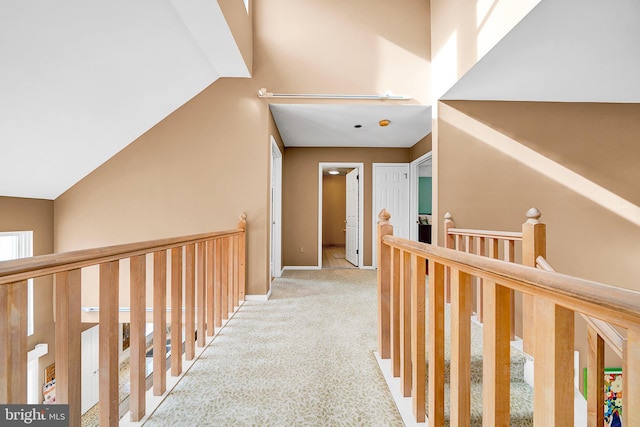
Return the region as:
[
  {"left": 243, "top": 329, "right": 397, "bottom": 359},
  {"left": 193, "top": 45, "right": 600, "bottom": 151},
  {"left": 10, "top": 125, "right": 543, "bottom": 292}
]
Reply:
[{"left": 144, "top": 269, "right": 403, "bottom": 426}]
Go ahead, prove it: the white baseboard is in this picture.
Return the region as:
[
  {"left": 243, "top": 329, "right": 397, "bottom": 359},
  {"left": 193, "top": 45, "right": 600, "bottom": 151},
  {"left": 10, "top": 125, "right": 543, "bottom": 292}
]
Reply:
[
  {"left": 359, "top": 266, "right": 375, "bottom": 270},
  {"left": 245, "top": 288, "right": 272, "bottom": 301},
  {"left": 374, "top": 352, "right": 425, "bottom": 426},
  {"left": 283, "top": 266, "right": 321, "bottom": 271}
]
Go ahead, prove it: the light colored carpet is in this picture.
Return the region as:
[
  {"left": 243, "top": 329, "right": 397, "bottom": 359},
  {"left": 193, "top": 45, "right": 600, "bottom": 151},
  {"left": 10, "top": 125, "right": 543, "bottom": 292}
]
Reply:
[{"left": 144, "top": 269, "right": 403, "bottom": 426}]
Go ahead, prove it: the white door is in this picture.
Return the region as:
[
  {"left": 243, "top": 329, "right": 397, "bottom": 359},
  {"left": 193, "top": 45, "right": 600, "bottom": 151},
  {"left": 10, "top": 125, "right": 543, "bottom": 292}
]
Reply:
[
  {"left": 270, "top": 138, "right": 282, "bottom": 278},
  {"left": 372, "top": 164, "right": 410, "bottom": 267},
  {"left": 81, "top": 325, "right": 100, "bottom": 414},
  {"left": 345, "top": 169, "right": 359, "bottom": 266}
]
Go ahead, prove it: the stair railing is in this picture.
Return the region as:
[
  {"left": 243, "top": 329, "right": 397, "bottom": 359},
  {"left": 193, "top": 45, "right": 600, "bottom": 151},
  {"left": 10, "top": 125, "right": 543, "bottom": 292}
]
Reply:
[
  {"left": 0, "top": 213, "right": 247, "bottom": 426},
  {"left": 536, "top": 255, "right": 626, "bottom": 427},
  {"left": 377, "top": 209, "right": 640, "bottom": 426}
]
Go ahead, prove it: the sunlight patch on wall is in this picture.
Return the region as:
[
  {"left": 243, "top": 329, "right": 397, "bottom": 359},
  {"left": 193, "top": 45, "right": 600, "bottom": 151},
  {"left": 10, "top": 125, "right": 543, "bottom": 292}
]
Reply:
[
  {"left": 439, "top": 102, "right": 640, "bottom": 227},
  {"left": 432, "top": 30, "right": 457, "bottom": 114},
  {"left": 376, "top": 36, "right": 430, "bottom": 104}
]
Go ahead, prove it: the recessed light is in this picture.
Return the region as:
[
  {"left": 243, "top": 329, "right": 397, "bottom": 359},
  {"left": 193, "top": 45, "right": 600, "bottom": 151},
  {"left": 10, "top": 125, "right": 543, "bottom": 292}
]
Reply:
[
  {"left": 379, "top": 119, "right": 390, "bottom": 127},
  {"left": 328, "top": 170, "right": 340, "bottom": 175},
  {"left": 354, "top": 124, "right": 362, "bottom": 128}
]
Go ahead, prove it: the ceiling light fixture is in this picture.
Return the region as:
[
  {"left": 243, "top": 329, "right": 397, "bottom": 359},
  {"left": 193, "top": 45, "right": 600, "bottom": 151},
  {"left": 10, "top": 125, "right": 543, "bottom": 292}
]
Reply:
[
  {"left": 378, "top": 119, "right": 391, "bottom": 127},
  {"left": 328, "top": 170, "right": 340, "bottom": 175}
]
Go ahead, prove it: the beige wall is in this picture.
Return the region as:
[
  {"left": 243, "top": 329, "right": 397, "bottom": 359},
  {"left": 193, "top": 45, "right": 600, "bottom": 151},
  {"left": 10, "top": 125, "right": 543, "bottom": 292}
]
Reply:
[
  {"left": 322, "top": 175, "right": 346, "bottom": 246},
  {"left": 410, "top": 133, "right": 433, "bottom": 161},
  {"left": 437, "top": 100, "right": 640, "bottom": 379},
  {"left": 55, "top": 78, "right": 271, "bottom": 296},
  {"left": 53, "top": 0, "right": 433, "bottom": 299},
  {"left": 430, "top": 0, "right": 539, "bottom": 103},
  {"left": 253, "top": 0, "right": 431, "bottom": 104},
  {"left": 0, "top": 196, "right": 54, "bottom": 402},
  {"left": 283, "top": 147, "right": 410, "bottom": 267}
]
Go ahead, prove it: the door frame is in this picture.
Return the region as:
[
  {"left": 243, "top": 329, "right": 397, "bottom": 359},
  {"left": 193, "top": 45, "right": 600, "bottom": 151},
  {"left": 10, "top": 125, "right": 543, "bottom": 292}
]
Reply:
[
  {"left": 318, "top": 162, "right": 364, "bottom": 268},
  {"left": 409, "top": 151, "right": 433, "bottom": 241},
  {"left": 270, "top": 136, "right": 283, "bottom": 278},
  {"left": 371, "top": 163, "right": 410, "bottom": 268}
]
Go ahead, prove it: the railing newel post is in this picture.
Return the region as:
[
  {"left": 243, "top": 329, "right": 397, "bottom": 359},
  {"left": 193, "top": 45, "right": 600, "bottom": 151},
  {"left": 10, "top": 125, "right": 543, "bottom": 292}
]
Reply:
[
  {"left": 522, "top": 207, "right": 545, "bottom": 356},
  {"left": 377, "top": 209, "right": 393, "bottom": 359},
  {"left": 238, "top": 212, "right": 247, "bottom": 302}
]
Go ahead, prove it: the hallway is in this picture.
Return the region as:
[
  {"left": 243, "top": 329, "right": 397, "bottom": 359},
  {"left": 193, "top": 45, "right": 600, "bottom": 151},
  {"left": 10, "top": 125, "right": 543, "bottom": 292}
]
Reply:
[
  {"left": 142, "top": 269, "right": 402, "bottom": 426},
  {"left": 321, "top": 244, "right": 357, "bottom": 269}
]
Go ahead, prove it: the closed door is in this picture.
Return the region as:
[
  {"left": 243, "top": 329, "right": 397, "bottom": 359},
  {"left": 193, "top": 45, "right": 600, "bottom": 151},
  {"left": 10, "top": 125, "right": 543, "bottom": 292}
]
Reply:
[
  {"left": 373, "top": 164, "right": 410, "bottom": 267},
  {"left": 81, "top": 325, "right": 100, "bottom": 414},
  {"left": 345, "top": 168, "right": 359, "bottom": 266}
]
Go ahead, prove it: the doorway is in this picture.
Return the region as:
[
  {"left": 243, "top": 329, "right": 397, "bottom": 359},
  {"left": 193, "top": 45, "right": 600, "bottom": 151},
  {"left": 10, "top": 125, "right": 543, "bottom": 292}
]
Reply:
[
  {"left": 409, "top": 152, "right": 433, "bottom": 242},
  {"left": 270, "top": 137, "right": 283, "bottom": 279},
  {"left": 318, "top": 162, "right": 364, "bottom": 268}
]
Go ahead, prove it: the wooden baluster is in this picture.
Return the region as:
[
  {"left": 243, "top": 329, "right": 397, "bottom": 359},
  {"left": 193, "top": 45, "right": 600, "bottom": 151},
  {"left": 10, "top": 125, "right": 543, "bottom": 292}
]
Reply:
[
  {"left": 400, "top": 250, "right": 412, "bottom": 397},
  {"left": 153, "top": 251, "right": 167, "bottom": 395},
  {"left": 214, "top": 239, "right": 222, "bottom": 328},
  {"left": 206, "top": 240, "right": 215, "bottom": 336},
  {"left": 476, "top": 237, "right": 485, "bottom": 323},
  {"left": 411, "top": 254, "right": 426, "bottom": 422},
  {"left": 586, "top": 325, "right": 604, "bottom": 427},
  {"left": 185, "top": 244, "right": 196, "bottom": 360},
  {"left": 390, "top": 247, "right": 401, "bottom": 377},
  {"left": 522, "top": 208, "right": 545, "bottom": 355},
  {"left": 100, "top": 261, "right": 119, "bottom": 427},
  {"left": 235, "top": 235, "right": 240, "bottom": 309},
  {"left": 450, "top": 267, "right": 472, "bottom": 427},
  {"left": 227, "top": 236, "right": 235, "bottom": 315},
  {"left": 171, "top": 247, "right": 183, "bottom": 376},
  {"left": 221, "top": 238, "right": 229, "bottom": 320},
  {"left": 196, "top": 242, "right": 206, "bottom": 347},
  {"left": 377, "top": 209, "right": 393, "bottom": 359},
  {"left": 0, "top": 281, "right": 28, "bottom": 404},
  {"left": 129, "top": 255, "right": 146, "bottom": 421},
  {"left": 238, "top": 213, "right": 247, "bottom": 302},
  {"left": 533, "top": 299, "right": 574, "bottom": 427},
  {"left": 482, "top": 279, "right": 511, "bottom": 427},
  {"left": 428, "top": 262, "right": 445, "bottom": 427},
  {"left": 55, "top": 270, "right": 81, "bottom": 425},
  {"left": 503, "top": 240, "right": 516, "bottom": 341},
  {"left": 443, "top": 212, "right": 454, "bottom": 303},
  {"left": 624, "top": 329, "right": 639, "bottom": 426}
]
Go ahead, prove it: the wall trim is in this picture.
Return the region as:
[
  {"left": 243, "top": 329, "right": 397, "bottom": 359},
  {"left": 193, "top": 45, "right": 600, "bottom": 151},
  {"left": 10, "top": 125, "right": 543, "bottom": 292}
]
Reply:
[
  {"left": 283, "top": 266, "right": 322, "bottom": 271},
  {"left": 245, "top": 288, "right": 272, "bottom": 301}
]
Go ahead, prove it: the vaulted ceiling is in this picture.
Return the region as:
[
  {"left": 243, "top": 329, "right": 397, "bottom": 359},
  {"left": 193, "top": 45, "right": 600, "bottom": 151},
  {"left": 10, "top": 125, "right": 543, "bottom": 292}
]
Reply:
[{"left": 0, "top": 0, "right": 249, "bottom": 200}]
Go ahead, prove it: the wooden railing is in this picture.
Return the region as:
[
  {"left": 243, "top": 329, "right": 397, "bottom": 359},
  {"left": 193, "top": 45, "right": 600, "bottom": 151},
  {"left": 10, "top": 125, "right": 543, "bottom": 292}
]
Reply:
[
  {"left": 536, "top": 256, "right": 626, "bottom": 427},
  {"left": 0, "top": 214, "right": 247, "bottom": 426},
  {"left": 377, "top": 209, "right": 640, "bottom": 426}
]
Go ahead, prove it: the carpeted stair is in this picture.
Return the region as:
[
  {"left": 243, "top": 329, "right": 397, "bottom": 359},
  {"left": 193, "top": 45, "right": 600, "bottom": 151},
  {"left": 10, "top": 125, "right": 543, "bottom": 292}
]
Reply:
[{"left": 424, "top": 303, "right": 534, "bottom": 426}]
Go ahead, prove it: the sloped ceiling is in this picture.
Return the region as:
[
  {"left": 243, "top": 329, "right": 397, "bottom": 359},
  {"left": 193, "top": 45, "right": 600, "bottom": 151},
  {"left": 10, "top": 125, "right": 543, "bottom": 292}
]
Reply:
[
  {"left": 271, "top": 104, "right": 432, "bottom": 148},
  {"left": 442, "top": 0, "right": 640, "bottom": 103},
  {"left": 0, "top": 0, "right": 249, "bottom": 200}
]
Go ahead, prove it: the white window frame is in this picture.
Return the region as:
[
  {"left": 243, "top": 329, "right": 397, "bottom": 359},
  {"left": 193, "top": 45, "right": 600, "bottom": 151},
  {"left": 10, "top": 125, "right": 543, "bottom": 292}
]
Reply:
[{"left": 0, "top": 231, "right": 34, "bottom": 336}]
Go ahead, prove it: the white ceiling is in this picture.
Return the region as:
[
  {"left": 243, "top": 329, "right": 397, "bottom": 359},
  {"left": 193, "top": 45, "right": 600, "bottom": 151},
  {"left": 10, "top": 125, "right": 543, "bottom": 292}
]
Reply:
[
  {"left": 270, "top": 104, "right": 432, "bottom": 148},
  {"left": 0, "top": 0, "right": 249, "bottom": 200},
  {"left": 443, "top": 0, "right": 640, "bottom": 102}
]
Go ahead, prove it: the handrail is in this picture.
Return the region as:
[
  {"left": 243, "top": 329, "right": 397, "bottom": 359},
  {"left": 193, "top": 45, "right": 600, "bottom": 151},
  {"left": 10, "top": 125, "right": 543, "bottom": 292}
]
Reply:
[
  {"left": 0, "top": 213, "right": 247, "bottom": 426},
  {"left": 447, "top": 227, "right": 523, "bottom": 241},
  {"left": 0, "top": 228, "right": 243, "bottom": 286},
  {"left": 384, "top": 236, "right": 640, "bottom": 328},
  {"left": 536, "top": 255, "right": 624, "bottom": 358}
]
